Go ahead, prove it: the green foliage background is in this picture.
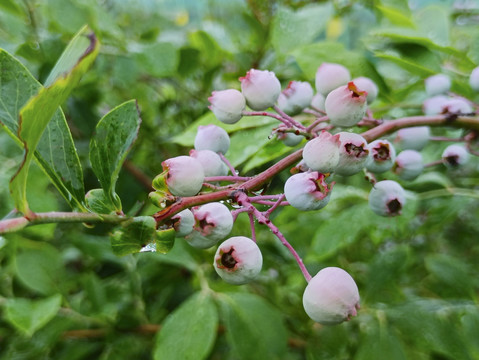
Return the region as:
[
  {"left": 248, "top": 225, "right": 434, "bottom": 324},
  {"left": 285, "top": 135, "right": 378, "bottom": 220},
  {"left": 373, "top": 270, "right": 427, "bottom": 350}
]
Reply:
[{"left": 1, "top": 0, "right": 479, "bottom": 359}]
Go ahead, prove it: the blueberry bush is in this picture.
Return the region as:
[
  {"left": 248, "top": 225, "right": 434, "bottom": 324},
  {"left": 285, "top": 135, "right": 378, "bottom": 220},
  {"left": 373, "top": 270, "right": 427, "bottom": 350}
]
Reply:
[{"left": 1, "top": 1, "right": 479, "bottom": 359}]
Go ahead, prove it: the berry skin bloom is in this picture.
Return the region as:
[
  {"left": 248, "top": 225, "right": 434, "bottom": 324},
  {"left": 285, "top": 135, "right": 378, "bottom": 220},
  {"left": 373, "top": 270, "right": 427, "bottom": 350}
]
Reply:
[
  {"left": 190, "top": 149, "right": 228, "bottom": 177},
  {"left": 425, "top": 74, "right": 451, "bottom": 96},
  {"left": 194, "top": 124, "right": 230, "bottom": 154},
  {"left": 302, "top": 131, "right": 341, "bottom": 173},
  {"left": 325, "top": 82, "right": 368, "bottom": 128},
  {"left": 393, "top": 150, "right": 424, "bottom": 181},
  {"left": 335, "top": 132, "right": 369, "bottom": 176},
  {"left": 284, "top": 172, "right": 333, "bottom": 211},
  {"left": 171, "top": 209, "right": 195, "bottom": 237},
  {"left": 352, "top": 76, "right": 378, "bottom": 103},
  {"left": 214, "top": 236, "right": 263, "bottom": 285},
  {"left": 208, "top": 89, "right": 246, "bottom": 124},
  {"left": 365, "top": 139, "right": 396, "bottom": 173},
  {"left": 442, "top": 144, "right": 469, "bottom": 168},
  {"left": 277, "top": 81, "right": 314, "bottom": 116},
  {"left": 161, "top": 156, "right": 205, "bottom": 197},
  {"left": 470, "top": 66, "right": 479, "bottom": 91},
  {"left": 303, "top": 267, "right": 360, "bottom": 325},
  {"left": 368, "top": 180, "right": 406, "bottom": 217},
  {"left": 396, "top": 126, "right": 430, "bottom": 151},
  {"left": 315, "top": 62, "right": 351, "bottom": 96},
  {"left": 239, "top": 69, "right": 281, "bottom": 111},
  {"left": 185, "top": 202, "right": 233, "bottom": 249}
]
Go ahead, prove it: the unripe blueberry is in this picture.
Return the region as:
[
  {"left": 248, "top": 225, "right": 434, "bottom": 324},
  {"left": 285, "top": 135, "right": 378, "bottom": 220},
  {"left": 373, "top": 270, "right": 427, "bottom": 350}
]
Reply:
[
  {"left": 277, "top": 81, "right": 314, "bottom": 116},
  {"left": 303, "top": 267, "right": 360, "bottom": 325},
  {"left": 311, "top": 92, "right": 326, "bottom": 111},
  {"left": 425, "top": 74, "right": 451, "bottom": 96},
  {"left": 470, "top": 66, "right": 479, "bottom": 91},
  {"left": 214, "top": 236, "right": 262, "bottom": 285},
  {"left": 442, "top": 98, "right": 473, "bottom": 114},
  {"left": 352, "top": 76, "right": 378, "bottom": 103},
  {"left": 162, "top": 156, "right": 205, "bottom": 197},
  {"left": 185, "top": 202, "right": 233, "bottom": 249},
  {"left": 325, "top": 82, "right": 368, "bottom": 128},
  {"left": 171, "top": 209, "right": 195, "bottom": 237},
  {"left": 302, "top": 131, "right": 341, "bottom": 173},
  {"left": 393, "top": 150, "right": 424, "bottom": 180},
  {"left": 423, "top": 95, "right": 449, "bottom": 115},
  {"left": 239, "top": 69, "right": 281, "bottom": 111},
  {"left": 335, "top": 132, "right": 369, "bottom": 176},
  {"left": 194, "top": 124, "right": 230, "bottom": 154},
  {"left": 284, "top": 172, "right": 333, "bottom": 211},
  {"left": 208, "top": 89, "right": 246, "bottom": 124},
  {"left": 368, "top": 180, "right": 406, "bottom": 216},
  {"left": 277, "top": 131, "right": 303, "bottom": 147},
  {"left": 396, "top": 126, "right": 430, "bottom": 151},
  {"left": 315, "top": 63, "right": 351, "bottom": 96},
  {"left": 442, "top": 144, "right": 469, "bottom": 168},
  {"left": 365, "top": 139, "right": 396, "bottom": 173},
  {"left": 190, "top": 149, "right": 228, "bottom": 177}
]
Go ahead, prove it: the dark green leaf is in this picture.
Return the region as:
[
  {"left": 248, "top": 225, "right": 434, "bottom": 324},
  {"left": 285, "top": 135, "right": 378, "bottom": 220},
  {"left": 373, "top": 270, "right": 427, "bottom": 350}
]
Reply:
[
  {"left": 89, "top": 100, "right": 141, "bottom": 210},
  {"left": 155, "top": 228, "right": 176, "bottom": 254},
  {"left": 85, "top": 188, "right": 121, "bottom": 214},
  {"left": 110, "top": 216, "right": 156, "bottom": 256},
  {"left": 218, "top": 292, "right": 288, "bottom": 360},
  {"left": 4, "top": 294, "right": 62, "bottom": 336},
  {"left": 154, "top": 292, "right": 218, "bottom": 360}
]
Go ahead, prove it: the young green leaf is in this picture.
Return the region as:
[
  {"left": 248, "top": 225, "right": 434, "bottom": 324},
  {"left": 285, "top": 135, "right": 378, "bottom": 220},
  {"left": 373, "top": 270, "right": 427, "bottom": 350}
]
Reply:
[
  {"left": 89, "top": 100, "right": 141, "bottom": 211},
  {"left": 8, "top": 26, "right": 99, "bottom": 215},
  {"left": 4, "top": 294, "right": 62, "bottom": 337},
  {"left": 154, "top": 292, "right": 218, "bottom": 360},
  {"left": 110, "top": 216, "right": 156, "bottom": 256},
  {"left": 0, "top": 49, "right": 86, "bottom": 211}
]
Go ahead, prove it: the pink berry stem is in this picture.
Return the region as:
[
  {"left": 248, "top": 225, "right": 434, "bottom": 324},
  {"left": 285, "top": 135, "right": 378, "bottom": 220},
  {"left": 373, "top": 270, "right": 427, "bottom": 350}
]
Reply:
[
  {"left": 305, "top": 116, "right": 329, "bottom": 133},
  {"left": 249, "top": 194, "right": 284, "bottom": 201},
  {"left": 231, "top": 207, "right": 250, "bottom": 222},
  {"left": 430, "top": 136, "right": 465, "bottom": 142},
  {"left": 242, "top": 110, "right": 294, "bottom": 127},
  {"left": 250, "top": 200, "right": 289, "bottom": 206},
  {"left": 248, "top": 213, "right": 257, "bottom": 242},
  {"left": 204, "top": 176, "right": 252, "bottom": 182},
  {"left": 303, "top": 108, "right": 324, "bottom": 117},
  {"left": 424, "top": 160, "right": 444, "bottom": 168},
  {"left": 273, "top": 105, "right": 307, "bottom": 130},
  {"left": 264, "top": 194, "right": 286, "bottom": 218},
  {"left": 219, "top": 153, "right": 238, "bottom": 175}
]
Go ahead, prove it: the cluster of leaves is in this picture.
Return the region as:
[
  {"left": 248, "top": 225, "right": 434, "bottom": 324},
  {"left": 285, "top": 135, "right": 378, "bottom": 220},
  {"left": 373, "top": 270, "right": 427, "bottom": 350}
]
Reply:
[{"left": 0, "top": 0, "right": 479, "bottom": 359}]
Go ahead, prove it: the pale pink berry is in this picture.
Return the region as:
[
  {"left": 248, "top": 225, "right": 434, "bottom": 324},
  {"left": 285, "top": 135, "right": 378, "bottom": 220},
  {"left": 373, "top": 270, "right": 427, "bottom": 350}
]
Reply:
[
  {"left": 425, "top": 74, "right": 451, "bottom": 96},
  {"left": 366, "top": 139, "right": 396, "bottom": 173},
  {"left": 194, "top": 124, "right": 230, "bottom": 154},
  {"left": 239, "top": 69, "right": 281, "bottom": 110},
  {"left": 185, "top": 202, "right": 233, "bottom": 249},
  {"left": 208, "top": 89, "right": 246, "bottom": 124},
  {"left": 302, "top": 131, "right": 341, "bottom": 173},
  {"left": 325, "top": 82, "right": 368, "bottom": 127},
  {"left": 470, "top": 66, "right": 479, "bottom": 91},
  {"left": 162, "top": 156, "right": 205, "bottom": 197},
  {"left": 310, "top": 92, "right": 326, "bottom": 111},
  {"left": 303, "top": 267, "right": 360, "bottom": 325},
  {"left": 214, "top": 236, "right": 262, "bottom": 285},
  {"left": 190, "top": 149, "right": 228, "bottom": 177},
  {"left": 352, "top": 76, "right": 378, "bottom": 103},
  {"left": 441, "top": 98, "right": 473, "bottom": 114},
  {"left": 442, "top": 144, "right": 469, "bottom": 168},
  {"left": 315, "top": 63, "right": 351, "bottom": 96},
  {"left": 277, "top": 131, "right": 304, "bottom": 147},
  {"left": 335, "top": 132, "right": 369, "bottom": 176},
  {"left": 393, "top": 150, "right": 424, "bottom": 180},
  {"left": 396, "top": 126, "right": 430, "bottom": 151},
  {"left": 368, "top": 180, "right": 406, "bottom": 216},
  {"left": 423, "top": 95, "right": 449, "bottom": 115},
  {"left": 171, "top": 209, "right": 195, "bottom": 237},
  {"left": 284, "top": 172, "right": 333, "bottom": 211},
  {"left": 277, "top": 81, "right": 314, "bottom": 115}
]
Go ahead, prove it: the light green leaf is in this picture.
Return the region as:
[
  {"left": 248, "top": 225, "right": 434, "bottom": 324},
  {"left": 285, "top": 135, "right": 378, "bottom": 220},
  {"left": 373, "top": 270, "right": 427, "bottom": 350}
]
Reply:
[
  {"left": 9, "top": 26, "right": 98, "bottom": 215},
  {"left": 155, "top": 228, "right": 176, "bottom": 254},
  {"left": 154, "top": 292, "right": 218, "bottom": 360},
  {"left": 218, "top": 292, "right": 288, "bottom": 360},
  {"left": 85, "top": 188, "right": 121, "bottom": 214},
  {"left": 4, "top": 294, "right": 62, "bottom": 337},
  {"left": 270, "top": 3, "right": 333, "bottom": 55},
  {"left": 374, "top": 52, "right": 437, "bottom": 77},
  {"left": 0, "top": 49, "right": 86, "bottom": 210},
  {"left": 376, "top": 5, "right": 415, "bottom": 28},
  {"left": 110, "top": 216, "right": 156, "bottom": 256},
  {"left": 89, "top": 100, "right": 141, "bottom": 210},
  {"left": 135, "top": 42, "right": 179, "bottom": 77}
]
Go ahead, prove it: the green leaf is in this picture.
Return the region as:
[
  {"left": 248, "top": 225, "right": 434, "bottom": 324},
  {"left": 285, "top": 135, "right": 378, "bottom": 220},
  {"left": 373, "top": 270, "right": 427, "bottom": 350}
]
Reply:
[
  {"left": 15, "top": 244, "right": 65, "bottom": 295},
  {"left": 4, "top": 294, "right": 62, "bottom": 337},
  {"left": 154, "top": 292, "right": 218, "bottom": 360},
  {"left": 9, "top": 26, "right": 98, "bottom": 215},
  {"left": 135, "top": 42, "right": 179, "bottom": 77},
  {"left": 376, "top": 5, "right": 415, "bottom": 28},
  {"left": 85, "top": 188, "right": 121, "bottom": 214},
  {"left": 270, "top": 4, "right": 333, "bottom": 55},
  {"left": 155, "top": 228, "right": 176, "bottom": 254},
  {"left": 218, "top": 292, "right": 288, "bottom": 360},
  {"left": 374, "top": 51, "right": 439, "bottom": 77},
  {"left": 0, "top": 49, "right": 86, "bottom": 211},
  {"left": 356, "top": 324, "right": 407, "bottom": 360},
  {"left": 110, "top": 216, "right": 156, "bottom": 256},
  {"left": 89, "top": 100, "right": 141, "bottom": 210}
]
